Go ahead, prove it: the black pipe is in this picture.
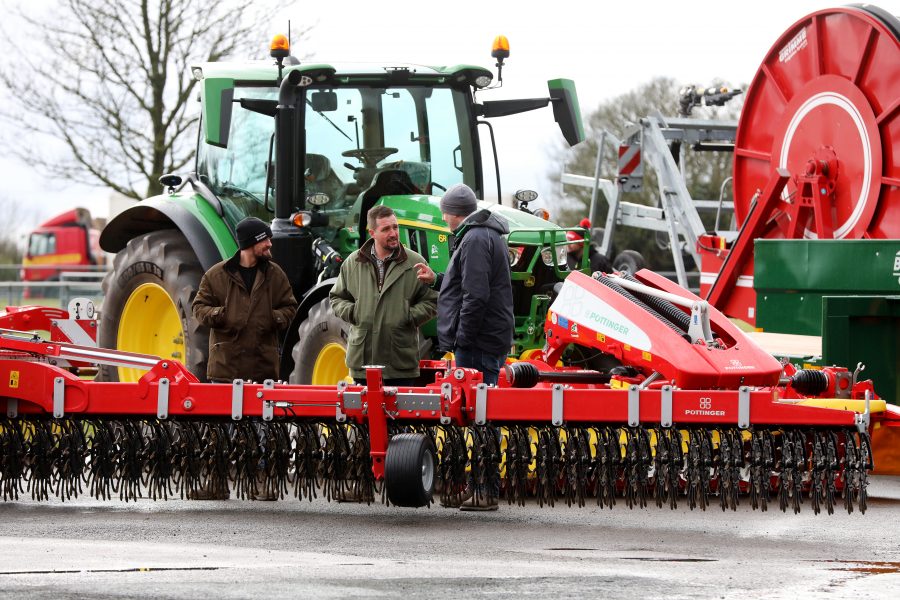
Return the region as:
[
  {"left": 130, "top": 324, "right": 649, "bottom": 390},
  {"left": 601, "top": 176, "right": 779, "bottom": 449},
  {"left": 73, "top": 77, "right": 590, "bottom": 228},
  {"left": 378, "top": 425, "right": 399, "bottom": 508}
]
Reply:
[
  {"left": 505, "top": 362, "right": 612, "bottom": 388},
  {"left": 275, "top": 70, "right": 302, "bottom": 219}
]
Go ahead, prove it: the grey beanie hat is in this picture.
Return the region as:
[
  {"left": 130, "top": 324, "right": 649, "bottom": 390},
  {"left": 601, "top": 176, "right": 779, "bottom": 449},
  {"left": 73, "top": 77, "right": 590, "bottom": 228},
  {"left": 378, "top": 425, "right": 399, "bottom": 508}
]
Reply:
[
  {"left": 236, "top": 217, "right": 272, "bottom": 250},
  {"left": 440, "top": 183, "right": 478, "bottom": 216}
]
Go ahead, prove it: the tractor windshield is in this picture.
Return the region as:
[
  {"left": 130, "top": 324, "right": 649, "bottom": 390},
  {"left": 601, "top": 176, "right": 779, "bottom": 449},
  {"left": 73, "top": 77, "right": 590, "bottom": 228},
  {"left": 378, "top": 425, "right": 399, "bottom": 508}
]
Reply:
[
  {"left": 197, "top": 83, "right": 478, "bottom": 230},
  {"left": 197, "top": 87, "right": 279, "bottom": 228},
  {"left": 302, "top": 85, "right": 477, "bottom": 212}
]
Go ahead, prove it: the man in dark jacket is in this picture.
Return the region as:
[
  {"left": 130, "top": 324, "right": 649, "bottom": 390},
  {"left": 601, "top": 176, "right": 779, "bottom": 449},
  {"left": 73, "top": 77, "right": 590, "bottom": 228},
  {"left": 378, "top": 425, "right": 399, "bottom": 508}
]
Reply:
[
  {"left": 193, "top": 217, "right": 298, "bottom": 383},
  {"left": 415, "top": 183, "right": 512, "bottom": 511},
  {"left": 191, "top": 217, "right": 298, "bottom": 501},
  {"left": 566, "top": 218, "right": 612, "bottom": 274},
  {"left": 416, "top": 183, "right": 513, "bottom": 386}
]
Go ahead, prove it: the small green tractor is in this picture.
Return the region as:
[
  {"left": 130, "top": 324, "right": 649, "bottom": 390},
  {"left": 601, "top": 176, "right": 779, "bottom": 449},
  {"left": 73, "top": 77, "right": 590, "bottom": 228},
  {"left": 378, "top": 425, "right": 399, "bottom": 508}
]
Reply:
[{"left": 98, "top": 35, "right": 585, "bottom": 384}]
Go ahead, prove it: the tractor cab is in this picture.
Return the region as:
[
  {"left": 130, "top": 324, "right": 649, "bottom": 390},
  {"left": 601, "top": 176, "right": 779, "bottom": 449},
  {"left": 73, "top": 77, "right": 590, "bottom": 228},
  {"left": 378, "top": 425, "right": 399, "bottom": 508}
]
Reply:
[{"left": 99, "top": 33, "right": 586, "bottom": 384}]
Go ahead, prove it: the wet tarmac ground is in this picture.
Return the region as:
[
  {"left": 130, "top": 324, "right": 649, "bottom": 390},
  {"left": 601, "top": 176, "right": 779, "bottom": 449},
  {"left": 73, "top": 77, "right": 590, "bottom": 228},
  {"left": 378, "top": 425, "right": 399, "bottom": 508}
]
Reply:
[{"left": 0, "top": 476, "right": 898, "bottom": 599}]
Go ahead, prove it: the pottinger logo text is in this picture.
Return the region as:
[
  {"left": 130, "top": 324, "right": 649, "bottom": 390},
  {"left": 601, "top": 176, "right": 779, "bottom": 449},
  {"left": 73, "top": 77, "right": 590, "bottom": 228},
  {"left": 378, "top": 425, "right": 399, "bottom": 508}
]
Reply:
[{"left": 685, "top": 397, "right": 726, "bottom": 416}]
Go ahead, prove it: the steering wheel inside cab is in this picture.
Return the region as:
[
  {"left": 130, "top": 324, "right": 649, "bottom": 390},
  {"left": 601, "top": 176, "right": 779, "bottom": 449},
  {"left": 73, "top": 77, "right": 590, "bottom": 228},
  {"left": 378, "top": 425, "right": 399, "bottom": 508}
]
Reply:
[{"left": 341, "top": 147, "right": 398, "bottom": 169}]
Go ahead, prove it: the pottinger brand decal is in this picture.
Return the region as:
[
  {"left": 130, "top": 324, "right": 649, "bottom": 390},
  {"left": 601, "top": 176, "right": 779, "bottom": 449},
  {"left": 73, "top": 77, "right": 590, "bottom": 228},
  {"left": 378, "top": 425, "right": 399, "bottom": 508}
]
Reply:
[
  {"left": 549, "top": 278, "right": 652, "bottom": 350},
  {"left": 724, "top": 359, "right": 755, "bottom": 371},
  {"left": 685, "top": 397, "right": 726, "bottom": 417},
  {"left": 778, "top": 27, "right": 807, "bottom": 63}
]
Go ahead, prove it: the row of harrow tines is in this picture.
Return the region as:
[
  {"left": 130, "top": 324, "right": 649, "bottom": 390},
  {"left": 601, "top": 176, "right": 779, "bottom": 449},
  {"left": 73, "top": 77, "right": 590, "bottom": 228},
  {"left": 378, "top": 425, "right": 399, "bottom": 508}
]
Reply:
[
  {"left": 0, "top": 314, "right": 879, "bottom": 515},
  {"left": 0, "top": 415, "right": 871, "bottom": 515}
]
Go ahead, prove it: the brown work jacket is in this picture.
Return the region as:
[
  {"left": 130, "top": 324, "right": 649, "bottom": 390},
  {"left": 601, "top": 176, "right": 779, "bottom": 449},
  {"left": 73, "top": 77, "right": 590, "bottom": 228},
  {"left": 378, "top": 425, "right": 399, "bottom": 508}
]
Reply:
[{"left": 192, "top": 253, "right": 298, "bottom": 382}]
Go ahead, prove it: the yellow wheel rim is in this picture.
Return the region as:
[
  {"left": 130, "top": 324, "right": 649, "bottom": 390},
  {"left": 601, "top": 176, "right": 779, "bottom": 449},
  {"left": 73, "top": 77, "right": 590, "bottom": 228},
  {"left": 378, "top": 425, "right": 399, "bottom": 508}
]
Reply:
[
  {"left": 117, "top": 282, "right": 183, "bottom": 382},
  {"left": 312, "top": 342, "right": 349, "bottom": 385}
]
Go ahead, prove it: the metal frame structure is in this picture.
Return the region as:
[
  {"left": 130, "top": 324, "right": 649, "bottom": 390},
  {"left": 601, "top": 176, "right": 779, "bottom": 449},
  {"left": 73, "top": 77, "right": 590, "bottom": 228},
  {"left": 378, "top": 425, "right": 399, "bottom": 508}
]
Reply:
[{"left": 562, "top": 115, "right": 739, "bottom": 289}]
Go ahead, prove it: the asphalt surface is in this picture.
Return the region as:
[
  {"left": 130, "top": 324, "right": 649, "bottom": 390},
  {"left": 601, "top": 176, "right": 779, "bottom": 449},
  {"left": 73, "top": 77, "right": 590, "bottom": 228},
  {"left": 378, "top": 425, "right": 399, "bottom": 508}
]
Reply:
[{"left": 1, "top": 477, "right": 898, "bottom": 599}]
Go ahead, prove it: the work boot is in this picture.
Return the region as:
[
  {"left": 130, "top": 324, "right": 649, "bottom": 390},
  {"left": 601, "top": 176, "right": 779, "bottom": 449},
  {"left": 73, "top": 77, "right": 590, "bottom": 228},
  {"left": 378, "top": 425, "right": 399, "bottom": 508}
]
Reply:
[
  {"left": 458, "top": 481, "right": 498, "bottom": 511},
  {"left": 334, "top": 484, "right": 373, "bottom": 503},
  {"left": 248, "top": 472, "right": 278, "bottom": 501},
  {"left": 248, "top": 489, "right": 278, "bottom": 501},
  {"left": 459, "top": 493, "right": 499, "bottom": 511},
  {"left": 440, "top": 483, "right": 473, "bottom": 508},
  {"left": 187, "top": 483, "right": 230, "bottom": 500}
]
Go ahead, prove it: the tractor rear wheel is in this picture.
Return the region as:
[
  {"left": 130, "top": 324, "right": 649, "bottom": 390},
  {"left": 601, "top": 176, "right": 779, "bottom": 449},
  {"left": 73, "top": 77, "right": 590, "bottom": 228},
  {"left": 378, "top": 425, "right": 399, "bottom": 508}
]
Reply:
[
  {"left": 290, "top": 298, "right": 350, "bottom": 385},
  {"left": 385, "top": 432, "right": 435, "bottom": 507},
  {"left": 97, "top": 230, "right": 208, "bottom": 382}
]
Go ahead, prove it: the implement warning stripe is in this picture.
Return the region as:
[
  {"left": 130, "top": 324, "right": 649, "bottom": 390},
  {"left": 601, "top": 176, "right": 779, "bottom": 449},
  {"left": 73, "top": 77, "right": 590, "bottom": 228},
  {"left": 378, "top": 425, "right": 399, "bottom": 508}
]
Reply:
[{"left": 617, "top": 145, "right": 641, "bottom": 175}]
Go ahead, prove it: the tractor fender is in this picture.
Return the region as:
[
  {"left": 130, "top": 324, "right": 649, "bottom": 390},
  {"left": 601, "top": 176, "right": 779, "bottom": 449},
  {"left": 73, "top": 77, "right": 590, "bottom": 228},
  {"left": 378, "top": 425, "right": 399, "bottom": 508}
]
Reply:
[
  {"left": 280, "top": 277, "right": 338, "bottom": 377},
  {"left": 99, "top": 198, "right": 224, "bottom": 272}
]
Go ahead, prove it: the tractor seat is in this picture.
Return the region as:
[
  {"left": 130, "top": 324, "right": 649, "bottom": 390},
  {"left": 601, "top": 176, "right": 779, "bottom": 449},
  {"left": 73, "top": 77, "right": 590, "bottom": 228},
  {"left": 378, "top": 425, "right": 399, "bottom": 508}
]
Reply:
[
  {"left": 305, "top": 154, "right": 344, "bottom": 203},
  {"left": 355, "top": 169, "right": 418, "bottom": 246}
]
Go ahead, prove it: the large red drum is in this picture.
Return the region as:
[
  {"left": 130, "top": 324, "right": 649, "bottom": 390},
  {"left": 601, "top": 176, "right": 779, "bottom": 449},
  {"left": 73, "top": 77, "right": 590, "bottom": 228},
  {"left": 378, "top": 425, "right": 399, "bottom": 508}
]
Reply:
[{"left": 733, "top": 6, "right": 900, "bottom": 240}]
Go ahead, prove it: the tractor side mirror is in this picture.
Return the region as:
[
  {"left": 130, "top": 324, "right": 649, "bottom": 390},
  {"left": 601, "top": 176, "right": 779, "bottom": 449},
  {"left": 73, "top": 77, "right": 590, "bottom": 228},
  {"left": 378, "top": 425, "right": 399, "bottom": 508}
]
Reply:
[
  {"left": 548, "top": 78, "right": 585, "bottom": 147},
  {"left": 311, "top": 90, "right": 338, "bottom": 112}
]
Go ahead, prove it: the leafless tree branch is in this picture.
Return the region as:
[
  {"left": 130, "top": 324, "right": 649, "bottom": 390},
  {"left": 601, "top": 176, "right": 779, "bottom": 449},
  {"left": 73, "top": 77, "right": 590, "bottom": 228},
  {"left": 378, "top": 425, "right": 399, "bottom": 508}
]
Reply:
[{"left": 0, "top": 0, "right": 305, "bottom": 200}]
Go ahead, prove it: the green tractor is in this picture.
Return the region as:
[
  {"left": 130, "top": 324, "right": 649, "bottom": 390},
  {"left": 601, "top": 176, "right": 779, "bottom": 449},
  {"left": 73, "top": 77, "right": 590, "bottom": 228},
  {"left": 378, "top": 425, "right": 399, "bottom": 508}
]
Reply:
[{"left": 98, "top": 35, "right": 585, "bottom": 384}]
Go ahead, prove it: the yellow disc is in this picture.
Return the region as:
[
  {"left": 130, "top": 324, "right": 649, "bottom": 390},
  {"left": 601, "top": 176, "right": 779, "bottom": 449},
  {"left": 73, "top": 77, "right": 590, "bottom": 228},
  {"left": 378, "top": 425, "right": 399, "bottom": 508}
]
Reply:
[
  {"left": 117, "top": 282, "right": 183, "bottom": 382},
  {"left": 312, "top": 342, "right": 350, "bottom": 385}
]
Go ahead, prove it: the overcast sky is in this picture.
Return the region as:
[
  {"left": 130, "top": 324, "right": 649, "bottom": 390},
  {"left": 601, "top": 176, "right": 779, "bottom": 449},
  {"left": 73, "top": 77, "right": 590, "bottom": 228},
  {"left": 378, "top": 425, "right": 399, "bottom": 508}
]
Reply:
[{"left": 0, "top": 0, "right": 877, "bottom": 226}]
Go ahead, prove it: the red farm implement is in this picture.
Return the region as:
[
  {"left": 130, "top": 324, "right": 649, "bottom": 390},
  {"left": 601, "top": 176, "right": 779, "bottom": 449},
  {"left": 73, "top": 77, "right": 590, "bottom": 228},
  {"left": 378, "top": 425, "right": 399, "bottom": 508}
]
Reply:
[{"left": 1, "top": 274, "right": 897, "bottom": 514}]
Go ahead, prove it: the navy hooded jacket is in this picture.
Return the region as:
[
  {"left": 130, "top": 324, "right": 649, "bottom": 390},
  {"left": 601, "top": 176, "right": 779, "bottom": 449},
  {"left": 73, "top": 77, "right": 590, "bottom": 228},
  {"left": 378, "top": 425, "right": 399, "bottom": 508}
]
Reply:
[{"left": 437, "top": 208, "right": 514, "bottom": 356}]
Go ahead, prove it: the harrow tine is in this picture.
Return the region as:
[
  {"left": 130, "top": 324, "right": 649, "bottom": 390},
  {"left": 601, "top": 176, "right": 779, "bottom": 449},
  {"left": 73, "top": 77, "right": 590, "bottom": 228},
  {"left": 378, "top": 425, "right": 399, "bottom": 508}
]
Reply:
[
  {"left": 52, "top": 418, "right": 86, "bottom": 501},
  {"left": 85, "top": 420, "right": 116, "bottom": 500},
  {"left": 0, "top": 418, "right": 26, "bottom": 501},
  {"left": 502, "top": 426, "right": 530, "bottom": 507},
  {"left": 0, "top": 413, "right": 873, "bottom": 515},
  {"left": 291, "top": 423, "right": 320, "bottom": 502},
  {"left": 143, "top": 420, "right": 174, "bottom": 501},
  {"left": 24, "top": 420, "right": 54, "bottom": 502}
]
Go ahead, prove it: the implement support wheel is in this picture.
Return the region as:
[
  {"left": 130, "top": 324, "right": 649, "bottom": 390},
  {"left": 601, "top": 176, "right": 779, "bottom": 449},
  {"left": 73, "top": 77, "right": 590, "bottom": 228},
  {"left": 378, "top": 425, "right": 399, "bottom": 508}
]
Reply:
[{"left": 385, "top": 433, "right": 435, "bottom": 507}]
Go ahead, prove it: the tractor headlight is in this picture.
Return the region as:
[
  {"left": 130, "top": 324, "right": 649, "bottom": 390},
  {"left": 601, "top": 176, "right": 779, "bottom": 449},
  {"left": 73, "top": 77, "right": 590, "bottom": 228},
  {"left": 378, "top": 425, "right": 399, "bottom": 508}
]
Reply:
[
  {"left": 508, "top": 246, "right": 525, "bottom": 267},
  {"left": 541, "top": 245, "right": 567, "bottom": 267}
]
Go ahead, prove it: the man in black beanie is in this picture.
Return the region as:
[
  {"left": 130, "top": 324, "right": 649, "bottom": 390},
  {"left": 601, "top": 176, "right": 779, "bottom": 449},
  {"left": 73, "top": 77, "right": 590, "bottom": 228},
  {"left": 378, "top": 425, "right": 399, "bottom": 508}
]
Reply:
[{"left": 191, "top": 217, "right": 298, "bottom": 500}]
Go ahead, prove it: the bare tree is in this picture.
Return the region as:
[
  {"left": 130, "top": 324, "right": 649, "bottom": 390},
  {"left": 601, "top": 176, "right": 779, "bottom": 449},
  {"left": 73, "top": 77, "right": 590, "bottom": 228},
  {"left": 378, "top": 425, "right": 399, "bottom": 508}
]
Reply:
[
  {"left": 0, "top": 0, "right": 306, "bottom": 200},
  {"left": 548, "top": 76, "right": 742, "bottom": 269}
]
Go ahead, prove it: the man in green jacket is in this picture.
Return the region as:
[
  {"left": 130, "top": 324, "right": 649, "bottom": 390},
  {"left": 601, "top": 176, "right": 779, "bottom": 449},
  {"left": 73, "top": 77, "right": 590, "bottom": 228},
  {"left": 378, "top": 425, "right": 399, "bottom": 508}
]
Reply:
[{"left": 330, "top": 205, "right": 438, "bottom": 386}]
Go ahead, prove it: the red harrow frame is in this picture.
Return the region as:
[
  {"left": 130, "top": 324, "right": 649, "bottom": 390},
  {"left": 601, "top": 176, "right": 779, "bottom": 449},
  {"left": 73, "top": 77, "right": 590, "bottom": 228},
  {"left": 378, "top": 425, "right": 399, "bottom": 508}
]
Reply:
[{"left": 1, "top": 275, "right": 897, "bottom": 514}]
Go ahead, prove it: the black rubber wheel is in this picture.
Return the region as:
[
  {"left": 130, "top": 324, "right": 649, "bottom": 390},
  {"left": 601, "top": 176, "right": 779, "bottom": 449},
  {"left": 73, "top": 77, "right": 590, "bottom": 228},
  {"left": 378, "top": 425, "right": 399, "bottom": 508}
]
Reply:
[
  {"left": 612, "top": 249, "right": 646, "bottom": 276},
  {"left": 290, "top": 298, "right": 350, "bottom": 385},
  {"left": 97, "top": 229, "right": 208, "bottom": 382},
  {"left": 385, "top": 433, "right": 435, "bottom": 507}
]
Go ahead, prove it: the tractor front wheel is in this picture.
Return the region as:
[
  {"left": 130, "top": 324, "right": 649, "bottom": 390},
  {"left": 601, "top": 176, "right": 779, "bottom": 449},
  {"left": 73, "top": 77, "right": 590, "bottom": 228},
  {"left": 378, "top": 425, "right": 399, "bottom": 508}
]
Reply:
[
  {"left": 290, "top": 298, "right": 350, "bottom": 385},
  {"left": 97, "top": 230, "right": 208, "bottom": 382}
]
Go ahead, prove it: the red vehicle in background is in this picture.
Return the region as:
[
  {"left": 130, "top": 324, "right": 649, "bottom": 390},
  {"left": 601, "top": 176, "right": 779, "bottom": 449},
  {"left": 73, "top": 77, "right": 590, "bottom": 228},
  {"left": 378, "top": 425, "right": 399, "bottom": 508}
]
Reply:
[{"left": 21, "top": 208, "right": 105, "bottom": 289}]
